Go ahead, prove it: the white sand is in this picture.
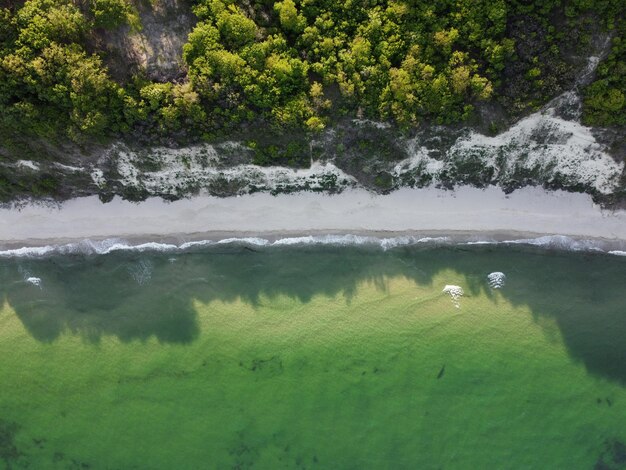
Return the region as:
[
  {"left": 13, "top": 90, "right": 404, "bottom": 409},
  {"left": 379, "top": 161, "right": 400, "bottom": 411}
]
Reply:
[{"left": 1, "top": 186, "right": 625, "bottom": 246}]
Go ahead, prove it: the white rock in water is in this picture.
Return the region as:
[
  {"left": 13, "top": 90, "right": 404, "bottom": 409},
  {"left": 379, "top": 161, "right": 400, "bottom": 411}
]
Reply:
[
  {"left": 487, "top": 272, "right": 506, "bottom": 289},
  {"left": 26, "top": 277, "right": 42, "bottom": 288},
  {"left": 442, "top": 285, "right": 464, "bottom": 308}
]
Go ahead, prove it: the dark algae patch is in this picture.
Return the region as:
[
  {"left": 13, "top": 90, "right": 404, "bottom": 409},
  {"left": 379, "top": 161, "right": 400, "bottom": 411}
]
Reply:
[
  {"left": 0, "top": 420, "right": 21, "bottom": 468},
  {"left": 240, "top": 356, "right": 284, "bottom": 377},
  {"left": 596, "top": 439, "right": 626, "bottom": 470}
]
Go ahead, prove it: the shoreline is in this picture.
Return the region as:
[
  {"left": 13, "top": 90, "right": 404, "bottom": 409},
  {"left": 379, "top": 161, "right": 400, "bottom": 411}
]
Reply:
[{"left": 1, "top": 186, "right": 626, "bottom": 252}]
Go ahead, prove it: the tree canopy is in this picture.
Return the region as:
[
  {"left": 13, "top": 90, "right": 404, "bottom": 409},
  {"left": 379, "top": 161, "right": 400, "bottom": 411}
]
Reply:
[{"left": 0, "top": 0, "right": 624, "bottom": 147}]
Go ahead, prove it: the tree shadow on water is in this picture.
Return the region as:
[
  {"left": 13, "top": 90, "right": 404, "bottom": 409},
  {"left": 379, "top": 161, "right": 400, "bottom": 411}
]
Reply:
[
  {"left": 1, "top": 254, "right": 201, "bottom": 344},
  {"left": 500, "top": 250, "right": 626, "bottom": 387},
  {"left": 0, "top": 245, "right": 625, "bottom": 385}
]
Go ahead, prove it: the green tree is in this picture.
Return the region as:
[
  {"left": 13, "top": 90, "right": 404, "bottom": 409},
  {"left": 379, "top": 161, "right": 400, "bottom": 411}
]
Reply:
[
  {"left": 216, "top": 6, "right": 257, "bottom": 49},
  {"left": 275, "top": 0, "right": 306, "bottom": 33},
  {"left": 89, "top": 0, "right": 140, "bottom": 30}
]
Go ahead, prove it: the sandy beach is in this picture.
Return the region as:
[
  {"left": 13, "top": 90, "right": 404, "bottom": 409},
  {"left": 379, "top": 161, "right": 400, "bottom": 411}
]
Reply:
[{"left": 1, "top": 186, "right": 625, "bottom": 249}]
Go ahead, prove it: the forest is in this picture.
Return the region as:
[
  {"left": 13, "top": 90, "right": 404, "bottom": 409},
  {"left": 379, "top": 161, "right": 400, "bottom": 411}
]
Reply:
[{"left": 0, "top": 0, "right": 624, "bottom": 148}]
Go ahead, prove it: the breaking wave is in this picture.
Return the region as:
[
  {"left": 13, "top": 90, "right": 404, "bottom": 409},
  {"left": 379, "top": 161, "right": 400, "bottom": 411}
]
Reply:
[{"left": 0, "top": 234, "right": 625, "bottom": 259}]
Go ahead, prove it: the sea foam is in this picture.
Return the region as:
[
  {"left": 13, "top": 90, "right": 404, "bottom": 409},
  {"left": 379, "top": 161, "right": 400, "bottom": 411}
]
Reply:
[
  {"left": 25, "top": 276, "right": 42, "bottom": 288},
  {"left": 0, "top": 234, "right": 624, "bottom": 259},
  {"left": 442, "top": 285, "right": 464, "bottom": 308},
  {"left": 487, "top": 272, "right": 506, "bottom": 289},
  {"left": 128, "top": 259, "right": 153, "bottom": 285}
]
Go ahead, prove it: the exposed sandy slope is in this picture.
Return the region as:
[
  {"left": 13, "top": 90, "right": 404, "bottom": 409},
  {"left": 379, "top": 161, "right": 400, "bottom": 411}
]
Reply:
[{"left": 1, "top": 186, "right": 625, "bottom": 248}]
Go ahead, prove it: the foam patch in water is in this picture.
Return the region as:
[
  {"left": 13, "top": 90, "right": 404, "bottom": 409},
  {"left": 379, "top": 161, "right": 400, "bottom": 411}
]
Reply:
[
  {"left": 442, "top": 285, "right": 464, "bottom": 308},
  {"left": 128, "top": 259, "right": 153, "bottom": 286},
  {"left": 25, "top": 277, "right": 42, "bottom": 288},
  {"left": 487, "top": 272, "right": 506, "bottom": 289}
]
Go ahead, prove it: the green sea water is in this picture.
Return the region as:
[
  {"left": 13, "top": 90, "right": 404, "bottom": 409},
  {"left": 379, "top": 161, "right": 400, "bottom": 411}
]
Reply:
[{"left": 0, "top": 244, "right": 625, "bottom": 469}]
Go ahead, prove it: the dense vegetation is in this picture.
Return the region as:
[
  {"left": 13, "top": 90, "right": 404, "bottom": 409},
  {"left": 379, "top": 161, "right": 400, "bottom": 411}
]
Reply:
[
  {"left": 0, "top": 0, "right": 624, "bottom": 149},
  {"left": 583, "top": 18, "right": 626, "bottom": 126}
]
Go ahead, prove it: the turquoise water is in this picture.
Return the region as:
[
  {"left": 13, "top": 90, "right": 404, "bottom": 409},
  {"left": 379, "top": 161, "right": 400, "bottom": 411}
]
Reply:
[{"left": 0, "top": 243, "right": 625, "bottom": 469}]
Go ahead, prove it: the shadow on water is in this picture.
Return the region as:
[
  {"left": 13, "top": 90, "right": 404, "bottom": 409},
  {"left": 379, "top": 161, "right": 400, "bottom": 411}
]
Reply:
[
  {"left": 0, "top": 253, "right": 201, "bottom": 344},
  {"left": 0, "top": 244, "right": 625, "bottom": 384}
]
